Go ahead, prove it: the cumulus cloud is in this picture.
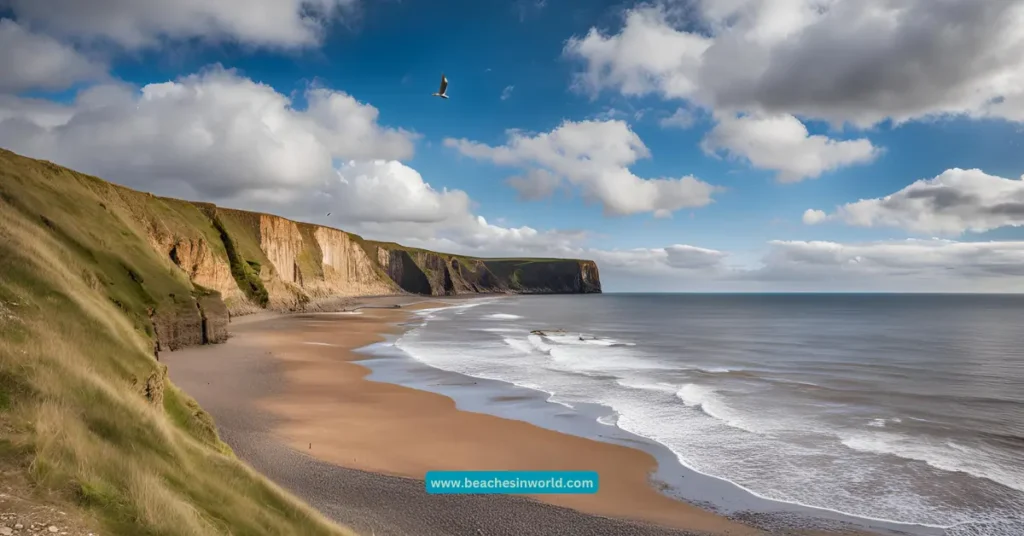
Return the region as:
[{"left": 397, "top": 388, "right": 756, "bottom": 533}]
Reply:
[
  {"left": 0, "top": 65, "right": 415, "bottom": 200},
  {"left": 0, "top": 95, "right": 76, "bottom": 127},
  {"left": 566, "top": 6, "right": 710, "bottom": 102},
  {"left": 701, "top": 113, "right": 882, "bottom": 182},
  {"left": 506, "top": 168, "right": 562, "bottom": 201},
  {"left": 0, "top": 19, "right": 106, "bottom": 93},
  {"left": 2, "top": 0, "right": 357, "bottom": 49},
  {"left": 564, "top": 1, "right": 1024, "bottom": 127},
  {"left": 663, "top": 244, "right": 727, "bottom": 269},
  {"left": 806, "top": 169, "right": 1024, "bottom": 235},
  {"left": 659, "top": 107, "right": 695, "bottom": 129},
  {"left": 501, "top": 85, "right": 514, "bottom": 101},
  {"left": 322, "top": 160, "right": 471, "bottom": 224},
  {"left": 0, "top": 64, "right": 619, "bottom": 276},
  {"left": 802, "top": 209, "right": 828, "bottom": 225},
  {"left": 444, "top": 119, "right": 722, "bottom": 217}
]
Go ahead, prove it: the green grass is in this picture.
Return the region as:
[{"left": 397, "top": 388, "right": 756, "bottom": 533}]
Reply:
[
  {"left": 0, "top": 149, "right": 352, "bottom": 536},
  {"left": 152, "top": 198, "right": 230, "bottom": 260},
  {"left": 212, "top": 208, "right": 272, "bottom": 271},
  {"left": 205, "top": 210, "right": 269, "bottom": 307},
  {"left": 0, "top": 146, "right": 598, "bottom": 534},
  {"left": 295, "top": 224, "right": 326, "bottom": 286}
]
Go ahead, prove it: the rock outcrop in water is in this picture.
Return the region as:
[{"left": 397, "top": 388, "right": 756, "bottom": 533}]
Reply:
[{"left": 0, "top": 148, "right": 601, "bottom": 354}]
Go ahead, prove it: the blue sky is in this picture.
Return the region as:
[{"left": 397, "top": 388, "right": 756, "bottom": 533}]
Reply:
[{"left": 4, "top": 0, "right": 1024, "bottom": 291}]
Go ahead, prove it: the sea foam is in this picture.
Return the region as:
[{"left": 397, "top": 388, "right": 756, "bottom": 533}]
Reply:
[{"left": 384, "top": 298, "right": 1024, "bottom": 535}]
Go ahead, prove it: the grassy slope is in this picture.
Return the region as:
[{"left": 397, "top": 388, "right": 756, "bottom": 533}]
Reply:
[{"left": 0, "top": 151, "right": 352, "bottom": 535}]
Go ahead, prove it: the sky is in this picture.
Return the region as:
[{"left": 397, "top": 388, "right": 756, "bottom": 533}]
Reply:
[{"left": 2, "top": 0, "right": 1024, "bottom": 292}]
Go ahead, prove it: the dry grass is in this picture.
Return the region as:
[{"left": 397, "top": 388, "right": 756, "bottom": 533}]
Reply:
[{"left": 0, "top": 154, "right": 354, "bottom": 535}]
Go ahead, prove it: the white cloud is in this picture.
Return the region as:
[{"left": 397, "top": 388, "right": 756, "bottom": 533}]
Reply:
[
  {"left": 302, "top": 87, "right": 418, "bottom": 161},
  {"left": 564, "top": 1, "right": 1024, "bottom": 127},
  {"left": 325, "top": 160, "right": 471, "bottom": 224},
  {"left": 506, "top": 168, "right": 562, "bottom": 201},
  {"left": 501, "top": 85, "right": 514, "bottom": 101},
  {"left": 808, "top": 168, "right": 1024, "bottom": 235},
  {"left": 802, "top": 209, "right": 828, "bottom": 225},
  {"left": 0, "top": 64, "right": 614, "bottom": 273},
  {"left": 701, "top": 113, "right": 881, "bottom": 182},
  {"left": 456, "top": 237, "right": 1024, "bottom": 292},
  {"left": 754, "top": 239, "right": 1024, "bottom": 285},
  {"left": 0, "top": 95, "right": 76, "bottom": 127},
  {"left": 4, "top": 0, "right": 357, "bottom": 49},
  {"left": 443, "top": 119, "right": 722, "bottom": 217},
  {"left": 0, "top": 19, "right": 106, "bottom": 93},
  {"left": 659, "top": 107, "right": 695, "bottom": 129},
  {"left": 663, "top": 244, "right": 727, "bottom": 269},
  {"left": 0, "top": 65, "right": 415, "bottom": 200},
  {"left": 566, "top": 6, "right": 710, "bottom": 102},
  {"left": 599, "top": 238, "right": 1024, "bottom": 292}
]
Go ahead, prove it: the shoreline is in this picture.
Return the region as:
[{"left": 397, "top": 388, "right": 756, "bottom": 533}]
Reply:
[
  {"left": 163, "top": 295, "right": 884, "bottom": 536},
  {"left": 256, "top": 299, "right": 755, "bottom": 533},
  {"left": 356, "top": 301, "right": 937, "bottom": 536}
]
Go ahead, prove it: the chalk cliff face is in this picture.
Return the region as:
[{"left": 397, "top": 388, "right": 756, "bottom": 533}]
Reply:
[
  {"left": 365, "top": 243, "right": 602, "bottom": 296},
  {"left": 0, "top": 149, "right": 602, "bottom": 354},
  {"left": 313, "top": 226, "right": 398, "bottom": 297}
]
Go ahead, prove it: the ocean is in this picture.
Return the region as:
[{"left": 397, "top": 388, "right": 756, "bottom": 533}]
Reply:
[{"left": 358, "top": 294, "right": 1024, "bottom": 536}]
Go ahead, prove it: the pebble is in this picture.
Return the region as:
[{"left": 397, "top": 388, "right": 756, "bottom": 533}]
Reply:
[
  {"left": 48, "top": 526, "right": 58, "bottom": 533},
  {"left": 0, "top": 527, "right": 12, "bottom": 536},
  {"left": 14, "top": 524, "right": 22, "bottom": 530}
]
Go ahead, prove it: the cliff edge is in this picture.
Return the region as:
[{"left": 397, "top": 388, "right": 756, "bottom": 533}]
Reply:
[
  {"left": 0, "top": 148, "right": 600, "bottom": 535},
  {"left": 0, "top": 148, "right": 359, "bottom": 534},
  {"left": 0, "top": 149, "right": 599, "bottom": 348}
]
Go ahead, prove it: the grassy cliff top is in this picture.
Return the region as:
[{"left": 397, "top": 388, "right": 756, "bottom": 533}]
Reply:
[
  {"left": 0, "top": 147, "right": 598, "bottom": 535},
  {"left": 0, "top": 148, "right": 355, "bottom": 535}
]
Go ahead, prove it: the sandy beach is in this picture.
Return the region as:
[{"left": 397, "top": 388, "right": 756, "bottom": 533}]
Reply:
[{"left": 163, "top": 297, "right": 852, "bottom": 536}]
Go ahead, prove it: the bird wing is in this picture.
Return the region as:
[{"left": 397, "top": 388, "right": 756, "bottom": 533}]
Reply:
[{"left": 439, "top": 74, "right": 448, "bottom": 94}]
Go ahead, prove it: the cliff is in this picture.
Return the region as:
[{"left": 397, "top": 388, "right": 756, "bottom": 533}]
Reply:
[
  {"left": 0, "top": 147, "right": 600, "bottom": 352},
  {"left": 191, "top": 210, "right": 601, "bottom": 314},
  {"left": 0, "top": 148, "right": 599, "bottom": 535},
  {"left": 0, "top": 149, "right": 356, "bottom": 535},
  {"left": 0, "top": 149, "right": 604, "bottom": 531},
  {"left": 6, "top": 150, "right": 600, "bottom": 318},
  {"left": 366, "top": 242, "right": 601, "bottom": 297}
]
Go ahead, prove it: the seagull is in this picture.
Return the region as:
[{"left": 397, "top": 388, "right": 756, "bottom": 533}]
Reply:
[{"left": 432, "top": 73, "right": 449, "bottom": 99}]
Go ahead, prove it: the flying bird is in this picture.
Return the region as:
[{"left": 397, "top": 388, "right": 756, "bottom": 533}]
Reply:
[
  {"left": 433, "top": 73, "right": 449, "bottom": 99},
  {"left": 326, "top": 212, "right": 331, "bottom": 216}
]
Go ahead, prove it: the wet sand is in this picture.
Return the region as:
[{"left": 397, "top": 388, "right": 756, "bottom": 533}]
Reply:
[{"left": 163, "top": 297, "right": 768, "bottom": 535}]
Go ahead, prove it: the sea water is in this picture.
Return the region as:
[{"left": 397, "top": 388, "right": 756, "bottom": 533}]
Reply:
[{"left": 369, "top": 294, "right": 1024, "bottom": 536}]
